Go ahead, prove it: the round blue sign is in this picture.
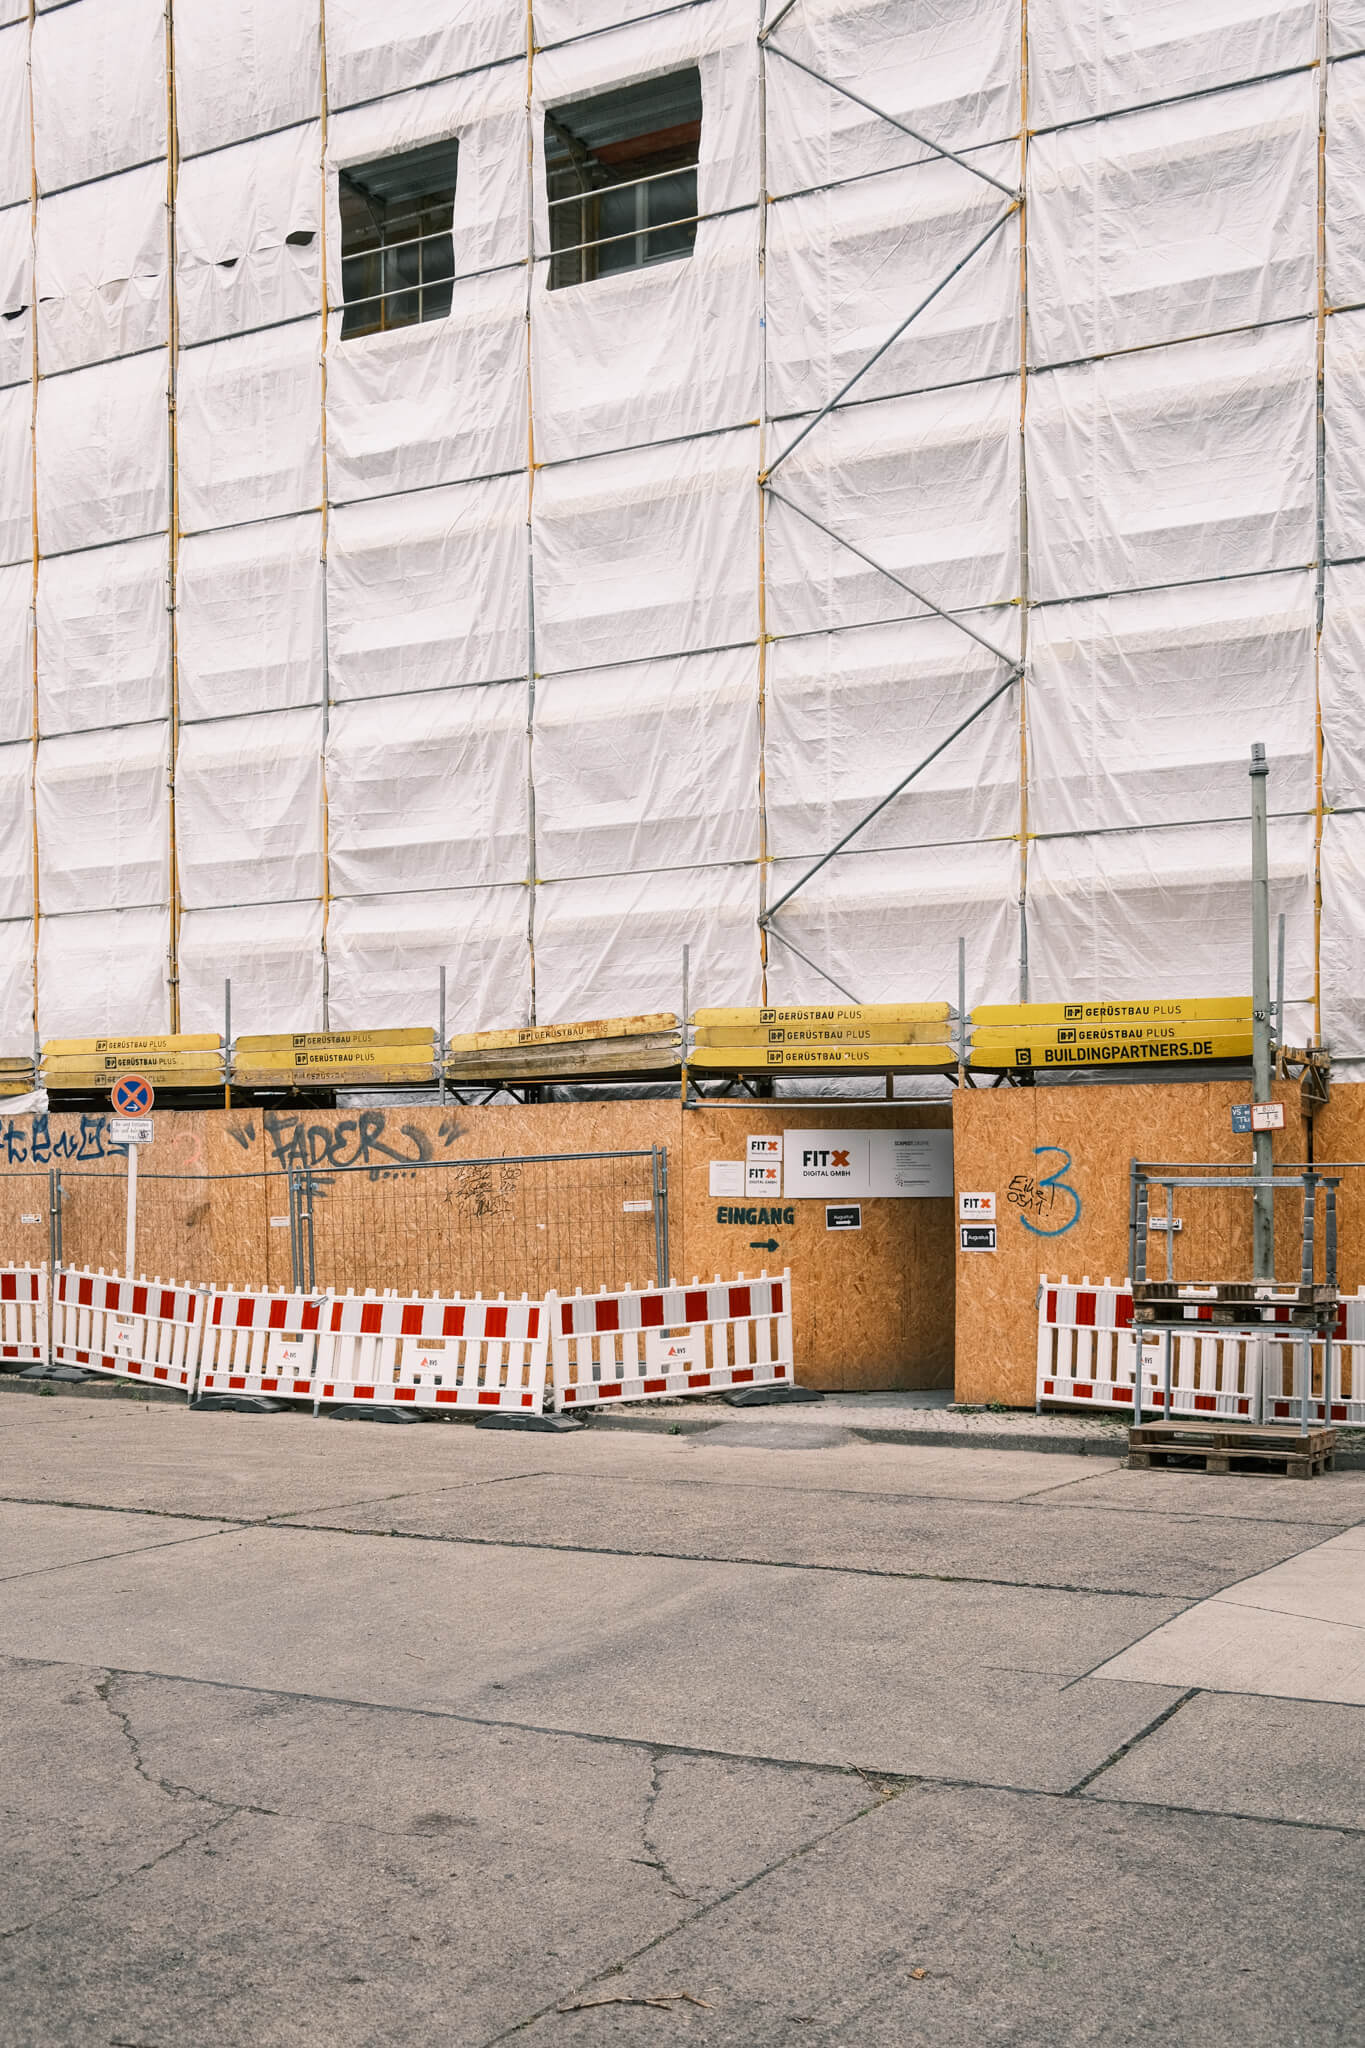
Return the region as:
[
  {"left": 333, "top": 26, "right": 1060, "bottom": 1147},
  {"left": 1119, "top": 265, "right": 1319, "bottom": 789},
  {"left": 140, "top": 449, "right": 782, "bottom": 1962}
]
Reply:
[{"left": 111, "top": 1074, "right": 154, "bottom": 1116}]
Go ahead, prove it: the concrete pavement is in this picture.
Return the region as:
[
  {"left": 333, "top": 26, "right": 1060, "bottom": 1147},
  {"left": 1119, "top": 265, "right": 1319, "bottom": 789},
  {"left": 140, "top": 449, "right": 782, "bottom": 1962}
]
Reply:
[{"left": 1, "top": 1396, "right": 1362, "bottom": 2044}]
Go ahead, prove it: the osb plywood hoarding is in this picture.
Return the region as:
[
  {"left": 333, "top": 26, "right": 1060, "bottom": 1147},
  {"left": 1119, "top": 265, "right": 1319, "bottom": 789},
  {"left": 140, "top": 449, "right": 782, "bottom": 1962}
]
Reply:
[
  {"left": 952, "top": 1079, "right": 1312, "bottom": 1407},
  {"left": 0, "top": 1097, "right": 953, "bottom": 1391}
]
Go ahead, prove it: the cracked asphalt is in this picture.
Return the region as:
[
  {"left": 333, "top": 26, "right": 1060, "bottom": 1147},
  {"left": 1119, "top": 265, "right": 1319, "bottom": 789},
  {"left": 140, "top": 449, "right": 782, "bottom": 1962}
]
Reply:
[{"left": 1, "top": 1396, "right": 1363, "bottom": 2046}]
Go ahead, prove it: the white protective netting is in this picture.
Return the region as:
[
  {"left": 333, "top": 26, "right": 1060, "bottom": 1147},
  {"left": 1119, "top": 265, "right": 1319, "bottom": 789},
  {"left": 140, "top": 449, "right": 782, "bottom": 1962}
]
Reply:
[{"left": 0, "top": 0, "right": 1357, "bottom": 1068}]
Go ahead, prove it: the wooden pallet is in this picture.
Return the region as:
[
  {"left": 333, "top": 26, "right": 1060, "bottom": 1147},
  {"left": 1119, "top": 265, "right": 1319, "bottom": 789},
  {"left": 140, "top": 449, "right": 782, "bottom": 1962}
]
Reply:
[{"left": 1127, "top": 1421, "right": 1336, "bottom": 1480}]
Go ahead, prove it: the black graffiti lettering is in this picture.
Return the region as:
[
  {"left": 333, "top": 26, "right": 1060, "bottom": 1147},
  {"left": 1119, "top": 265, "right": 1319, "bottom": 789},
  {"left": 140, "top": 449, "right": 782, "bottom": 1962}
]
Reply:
[{"left": 225, "top": 1118, "right": 257, "bottom": 1151}]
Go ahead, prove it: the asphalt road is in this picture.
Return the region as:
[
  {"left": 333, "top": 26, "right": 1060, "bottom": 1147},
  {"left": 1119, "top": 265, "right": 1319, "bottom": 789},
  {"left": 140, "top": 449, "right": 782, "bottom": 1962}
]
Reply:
[{"left": 1, "top": 1395, "right": 1362, "bottom": 2046}]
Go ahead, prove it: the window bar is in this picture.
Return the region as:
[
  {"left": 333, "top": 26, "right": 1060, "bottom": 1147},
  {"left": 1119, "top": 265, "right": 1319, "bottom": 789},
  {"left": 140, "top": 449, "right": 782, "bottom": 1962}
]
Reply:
[{"left": 545, "top": 161, "right": 701, "bottom": 207}]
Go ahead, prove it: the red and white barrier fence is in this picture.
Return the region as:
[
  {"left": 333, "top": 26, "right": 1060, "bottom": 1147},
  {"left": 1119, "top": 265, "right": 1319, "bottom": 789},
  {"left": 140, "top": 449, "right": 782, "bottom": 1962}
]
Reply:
[
  {"left": 1263, "top": 1291, "right": 1365, "bottom": 1427},
  {"left": 314, "top": 1290, "right": 549, "bottom": 1415},
  {"left": 51, "top": 1267, "right": 203, "bottom": 1393},
  {"left": 19, "top": 1264, "right": 793, "bottom": 1420},
  {"left": 552, "top": 1271, "right": 792, "bottom": 1411},
  {"left": 1037, "top": 1276, "right": 1259, "bottom": 1420},
  {"left": 198, "top": 1285, "right": 550, "bottom": 1415},
  {"left": 197, "top": 1287, "right": 325, "bottom": 1401},
  {"left": 1, "top": 1265, "right": 47, "bottom": 1366}
]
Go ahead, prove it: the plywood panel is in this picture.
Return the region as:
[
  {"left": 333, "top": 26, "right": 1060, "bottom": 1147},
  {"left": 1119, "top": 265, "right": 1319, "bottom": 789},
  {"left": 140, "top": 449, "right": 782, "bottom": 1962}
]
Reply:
[
  {"left": 680, "top": 1103, "right": 954, "bottom": 1391},
  {"left": 953, "top": 1078, "right": 1309, "bottom": 1406}
]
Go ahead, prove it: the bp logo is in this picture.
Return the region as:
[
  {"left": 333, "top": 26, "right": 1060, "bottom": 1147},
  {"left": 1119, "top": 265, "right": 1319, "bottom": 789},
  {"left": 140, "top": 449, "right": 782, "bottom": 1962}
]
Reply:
[
  {"left": 760, "top": 1008, "right": 776, "bottom": 1022},
  {"left": 1064, "top": 1004, "right": 1081, "bottom": 1019},
  {"left": 1058, "top": 1027, "right": 1076, "bottom": 1043},
  {"left": 1016, "top": 1046, "right": 1033, "bottom": 1066}
]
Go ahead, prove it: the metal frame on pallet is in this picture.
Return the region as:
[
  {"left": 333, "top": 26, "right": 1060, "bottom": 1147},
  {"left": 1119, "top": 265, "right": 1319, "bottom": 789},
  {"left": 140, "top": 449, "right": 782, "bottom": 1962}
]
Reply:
[{"left": 1128, "top": 1159, "right": 1341, "bottom": 1436}]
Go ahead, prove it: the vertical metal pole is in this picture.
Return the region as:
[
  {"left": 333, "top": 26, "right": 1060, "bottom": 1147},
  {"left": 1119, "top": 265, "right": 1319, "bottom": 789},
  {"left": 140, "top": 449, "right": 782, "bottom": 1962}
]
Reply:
[
  {"left": 957, "top": 935, "right": 966, "bottom": 1074},
  {"left": 1250, "top": 744, "right": 1274, "bottom": 1278},
  {"left": 289, "top": 1170, "right": 300, "bottom": 1293},
  {"left": 652, "top": 1146, "right": 666, "bottom": 1287},
  {"left": 1274, "top": 913, "right": 1285, "bottom": 1050},
  {"left": 223, "top": 976, "right": 232, "bottom": 1108},
  {"left": 303, "top": 1170, "right": 315, "bottom": 1292},
  {"left": 125, "top": 1142, "right": 138, "bottom": 1277},
  {"left": 1126, "top": 1159, "right": 1138, "bottom": 1288},
  {"left": 680, "top": 944, "right": 690, "bottom": 1105},
  {"left": 438, "top": 965, "right": 447, "bottom": 1107},
  {"left": 1162, "top": 1327, "right": 1173, "bottom": 1420},
  {"left": 48, "top": 1166, "right": 58, "bottom": 1274}
]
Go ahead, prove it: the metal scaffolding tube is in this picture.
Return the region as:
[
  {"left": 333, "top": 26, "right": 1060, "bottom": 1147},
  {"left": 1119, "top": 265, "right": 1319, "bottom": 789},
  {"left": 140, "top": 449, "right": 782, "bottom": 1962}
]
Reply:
[
  {"left": 761, "top": 667, "right": 1021, "bottom": 926},
  {"left": 761, "top": 204, "right": 1019, "bottom": 482}
]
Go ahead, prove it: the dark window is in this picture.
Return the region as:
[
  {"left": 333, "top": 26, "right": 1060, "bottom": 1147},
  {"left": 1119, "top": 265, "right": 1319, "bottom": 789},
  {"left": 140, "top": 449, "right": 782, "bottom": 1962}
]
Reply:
[
  {"left": 340, "top": 139, "right": 458, "bottom": 339},
  {"left": 545, "top": 69, "right": 701, "bottom": 291}
]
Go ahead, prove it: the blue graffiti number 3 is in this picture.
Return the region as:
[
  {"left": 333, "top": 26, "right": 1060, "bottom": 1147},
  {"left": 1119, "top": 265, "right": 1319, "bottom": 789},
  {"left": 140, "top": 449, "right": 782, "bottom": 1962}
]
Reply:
[{"left": 1020, "top": 1145, "right": 1081, "bottom": 1238}]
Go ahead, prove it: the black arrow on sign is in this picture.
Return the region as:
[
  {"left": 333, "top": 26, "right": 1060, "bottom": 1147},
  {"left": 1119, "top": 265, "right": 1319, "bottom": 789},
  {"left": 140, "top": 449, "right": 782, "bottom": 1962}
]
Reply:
[{"left": 749, "top": 1237, "right": 779, "bottom": 1252}]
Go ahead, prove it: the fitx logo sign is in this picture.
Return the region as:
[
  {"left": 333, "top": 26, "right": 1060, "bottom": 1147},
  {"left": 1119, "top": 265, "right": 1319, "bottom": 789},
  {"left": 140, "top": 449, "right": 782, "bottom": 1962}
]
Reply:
[{"left": 803, "top": 1148, "right": 851, "bottom": 1170}]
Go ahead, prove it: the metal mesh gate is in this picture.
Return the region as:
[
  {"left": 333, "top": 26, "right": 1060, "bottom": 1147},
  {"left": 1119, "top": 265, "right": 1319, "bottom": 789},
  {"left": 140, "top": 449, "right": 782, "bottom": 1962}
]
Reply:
[{"left": 43, "top": 1147, "right": 669, "bottom": 1299}]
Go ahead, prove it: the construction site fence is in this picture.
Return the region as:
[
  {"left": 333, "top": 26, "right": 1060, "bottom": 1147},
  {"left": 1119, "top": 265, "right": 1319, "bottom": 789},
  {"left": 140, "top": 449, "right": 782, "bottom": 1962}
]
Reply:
[
  {"left": 34, "top": 1146, "right": 670, "bottom": 1303},
  {"left": 1037, "top": 1276, "right": 1365, "bottom": 1427},
  {"left": 2, "top": 1263, "right": 793, "bottom": 1421}
]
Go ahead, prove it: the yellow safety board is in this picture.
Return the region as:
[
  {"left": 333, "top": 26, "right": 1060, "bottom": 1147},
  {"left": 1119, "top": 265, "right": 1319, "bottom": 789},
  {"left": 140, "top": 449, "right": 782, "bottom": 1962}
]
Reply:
[
  {"left": 234, "top": 1028, "right": 435, "bottom": 1053},
  {"left": 44, "top": 1067, "right": 226, "bottom": 1090},
  {"left": 689, "top": 1045, "right": 958, "bottom": 1072},
  {"left": 43, "top": 1050, "right": 224, "bottom": 1075},
  {"left": 970, "top": 998, "right": 1252, "bottom": 1026},
  {"left": 0, "top": 1056, "right": 34, "bottom": 1072},
  {"left": 231, "top": 1045, "right": 437, "bottom": 1072},
  {"left": 694, "top": 1003, "right": 951, "bottom": 1029},
  {"left": 969, "top": 1035, "right": 1254, "bottom": 1070},
  {"left": 231, "top": 1064, "right": 437, "bottom": 1088},
  {"left": 970, "top": 1020, "right": 1252, "bottom": 1049},
  {"left": 447, "top": 1038, "right": 681, "bottom": 1077},
  {"left": 446, "top": 1012, "right": 678, "bottom": 1053},
  {"left": 42, "top": 1033, "right": 221, "bottom": 1057},
  {"left": 694, "top": 1021, "right": 953, "bottom": 1047}
]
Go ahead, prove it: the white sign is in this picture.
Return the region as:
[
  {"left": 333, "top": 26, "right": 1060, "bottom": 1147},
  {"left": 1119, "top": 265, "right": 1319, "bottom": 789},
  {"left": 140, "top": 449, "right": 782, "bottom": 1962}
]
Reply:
[
  {"left": 709, "top": 1160, "right": 745, "bottom": 1198},
  {"left": 269, "top": 1215, "right": 290, "bottom": 1228},
  {"left": 622, "top": 1199, "right": 653, "bottom": 1213},
  {"left": 784, "top": 1128, "right": 953, "bottom": 1199},
  {"left": 960, "top": 1223, "right": 997, "bottom": 1252},
  {"left": 1251, "top": 1101, "right": 1286, "bottom": 1132},
  {"left": 958, "top": 1191, "right": 996, "bottom": 1221},
  {"left": 20, "top": 1213, "right": 39, "bottom": 1224},
  {"left": 746, "top": 1159, "right": 783, "bottom": 1196},
  {"left": 646, "top": 1327, "right": 705, "bottom": 1373},
  {"left": 747, "top": 1134, "right": 783, "bottom": 1162},
  {"left": 870, "top": 1130, "right": 953, "bottom": 1197},
  {"left": 108, "top": 1118, "right": 153, "bottom": 1145}
]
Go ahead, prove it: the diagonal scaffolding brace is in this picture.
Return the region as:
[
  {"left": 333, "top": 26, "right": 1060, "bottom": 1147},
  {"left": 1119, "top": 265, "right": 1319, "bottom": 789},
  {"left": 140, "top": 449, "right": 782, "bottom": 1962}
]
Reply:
[
  {"left": 763, "top": 489, "right": 1021, "bottom": 667},
  {"left": 765, "top": 44, "right": 1022, "bottom": 203},
  {"left": 762, "top": 203, "right": 1019, "bottom": 481},
  {"left": 760, "top": 665, "right": 1020, "bottom": 928}
]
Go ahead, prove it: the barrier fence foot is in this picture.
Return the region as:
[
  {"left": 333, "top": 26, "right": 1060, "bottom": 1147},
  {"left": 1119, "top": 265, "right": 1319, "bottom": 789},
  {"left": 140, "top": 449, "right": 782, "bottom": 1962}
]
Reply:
[
  {"left": 192, "top": 1394, "right": 287, "bottom": 1414},
  {"left": 475, "top": 1412, "right": 585, "bottom": 1432},
  {"left": 722, "top": 1383, "right": 823, "bottom": 1408},
  {"left": 19, "top": 1363, "right": 89, "bottom": 1383},
  {"left": 322, "top": 1405, "right": 424, "bottom": 1424}
]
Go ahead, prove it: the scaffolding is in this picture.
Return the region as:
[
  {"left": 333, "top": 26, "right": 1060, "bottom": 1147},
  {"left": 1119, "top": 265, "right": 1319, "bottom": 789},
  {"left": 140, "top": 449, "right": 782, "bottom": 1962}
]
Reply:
[{"left": 0, "top": 0, "right": 1362, "bottom": 1069}]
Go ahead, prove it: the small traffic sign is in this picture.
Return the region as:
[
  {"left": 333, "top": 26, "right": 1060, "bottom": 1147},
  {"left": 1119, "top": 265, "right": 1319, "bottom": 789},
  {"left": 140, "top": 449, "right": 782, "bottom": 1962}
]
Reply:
[
  {"left": 111, "top": 1073, "right": 155, "bottom": 1117},
  {"left": 109, "top": 1118, "right": 153, "bottom": 1145}
]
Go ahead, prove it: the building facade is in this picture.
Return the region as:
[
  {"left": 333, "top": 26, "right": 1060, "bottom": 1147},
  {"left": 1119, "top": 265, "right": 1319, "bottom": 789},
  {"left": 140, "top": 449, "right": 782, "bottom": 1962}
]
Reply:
[{"left": 1, "top": 0, "right": 1363, "bottom": 1070}]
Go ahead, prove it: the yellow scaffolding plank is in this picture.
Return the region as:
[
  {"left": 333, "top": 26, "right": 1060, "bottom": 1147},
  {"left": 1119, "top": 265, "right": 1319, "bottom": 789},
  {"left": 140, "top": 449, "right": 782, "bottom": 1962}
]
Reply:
[
  {"left": 233, "top": 1028, "right": 436, "bottom": 1052},
  {"left": 689, "top": 1045, "right": 958, "bottom": 1072},
  {"left": 969, "top": 1035, "right": 1254, "bottom": 1071},
  {"left": 695, "top": 1021, "right": 953, "bottom": 1047},
  {"left": 694, "top": 1003, "right": 951, "bottom": 1029},
  {"left": 42, "top": 1033, "right": 222, "bottom": 1057},
  {"left": 969, "top": 998, "right": 1252, "bottom": 1026},
  {"left": 446, "top": 1012, "right": 678, "bottom": 1053},
  {"left": 232, "top": 1045, "right": 437, "bottom": 1072}
]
